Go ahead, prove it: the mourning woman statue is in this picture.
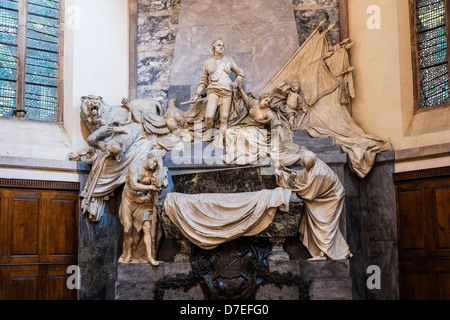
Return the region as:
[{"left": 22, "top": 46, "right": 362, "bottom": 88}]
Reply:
[{"left": 275, "top": 150, "right": 352, "bottom": 260}]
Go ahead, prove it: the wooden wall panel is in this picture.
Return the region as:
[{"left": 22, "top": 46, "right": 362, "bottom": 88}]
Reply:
[
  {"left": 434, "top": 186, "right": 450, "bottom": 252},
  {"left": 46, "top": 265, "right": 77, "bottom": 300},
  {"left": 10, "top": 191, "right": 41, "bottom": 264},
  {"left": 399, "top": 271, "right": 429, "bottom": 300},
  {"left": 396, "top": 186, "right": 427, "bottom": 257},
  {"left": 0, "top": 187, "right": 79, "bottom": 300},
  {"left": 0, "top": 191, "right": 10, "bottom": 264},
  {"left": 8, "top": 265, "right": 40, "bottom": 300},
  {"left": 46, "top": 192, "right": 78, "bottom": 263},
  {"left": 395, "top": 169, "right": 450, "bottom": 300},
  {"left": 436, "top": 271, "right": 450, "bottom": 300}
]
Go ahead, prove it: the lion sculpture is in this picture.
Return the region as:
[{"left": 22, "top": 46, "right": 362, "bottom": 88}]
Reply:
[{"left": 77, "top": 94, "right": 165, "bottom": 160}]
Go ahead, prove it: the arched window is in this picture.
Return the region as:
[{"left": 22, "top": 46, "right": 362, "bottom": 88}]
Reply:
[{"left": 0, "top": 0, "right": 63, "bottom": 122}]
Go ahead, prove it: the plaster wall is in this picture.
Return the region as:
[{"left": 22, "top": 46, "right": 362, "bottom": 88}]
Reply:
[
  {"left": 0, "top": 0, "right": 129, "bottom": 179},
  {"left": 347, "top": 0, "right": 450, "bottom": 172}
]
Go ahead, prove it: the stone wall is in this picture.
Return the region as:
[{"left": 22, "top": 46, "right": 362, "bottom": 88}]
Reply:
[
  {"left": 292, "top": 0, "right": 340, "bottom": 46},
  {"left": 137, "top": 0, "right": 181, "bottom": 103}
]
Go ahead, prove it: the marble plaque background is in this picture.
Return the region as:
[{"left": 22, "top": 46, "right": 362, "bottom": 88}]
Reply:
[
  {"left": 136, "top": 0, "right": 340, "bottom": 106},
  {"left": 169, "top": 0, "right": 299, "bottom": 98}
]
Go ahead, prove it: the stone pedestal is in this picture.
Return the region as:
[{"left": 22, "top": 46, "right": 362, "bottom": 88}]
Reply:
[
  {"left": 115, "top": 259, "right": 352, "bottom": 300},
  {"left": 300, "top": 260, "right": 353, "bottom": 300},
  {"left": 268, "top": 238, "right": 290, "bottom": 261},
  {"left": 255, "top": 260, "right": 352, "bottom": 300},
  {"left": 115, "top": 262, "right": 204, "bottom": 300},
  {"left": 115, "top": 263, "right": 163, "bottom": 300}
]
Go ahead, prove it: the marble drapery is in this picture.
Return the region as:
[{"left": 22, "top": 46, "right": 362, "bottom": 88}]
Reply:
[
  {"left": 80, "top": 136, "right": 164, "bottom": 221},
  {"left": 263, "top": 23, "right": 391, "bottom": 178},
  {"left": 163, "top": 187, "right": 292, "bottom": 250},
  {"left": 275, "top": 153, "right": 351, "bottom": 260}
]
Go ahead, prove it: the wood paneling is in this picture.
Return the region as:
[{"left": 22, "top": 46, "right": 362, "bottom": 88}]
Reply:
[
  {"left": 434, "top": 187, "right": 450, "bottom": 251},
  {"left": 436, "top": 270, "right": 450, "bottom": 300},
  {"left": 10, "top": 270, "right": 39, "bottom": 300},
  {"left": 46, "top": 265, "right": 77, "bottom": 300},
  {"left": 395, "top": 170, "right": 450, "bottom": 300},
  {"left": 0, "top": 187, "right": 79, "bottom": 300},
  {"left": 399, "top": 272, "right": 429, "bottom": 300},
  {"left": 46, "top": 193, "right": 78, "bottom": 263},
  {"left": 397, "top": 187, "right": 427, "bottom": 254},
  {"left": 11, "top": 193, "right": 40, "bottom": 260}
]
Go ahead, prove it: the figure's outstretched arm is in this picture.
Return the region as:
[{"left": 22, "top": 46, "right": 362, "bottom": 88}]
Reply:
[
  {"left": 275, "top": 162, "right": 297, "bottom": 174},
  {"left": 237, "top": 85, "right": 249, "bottom": 107},
  {"left": 186, "top": 63, "right": 209, "bottom": 104}
]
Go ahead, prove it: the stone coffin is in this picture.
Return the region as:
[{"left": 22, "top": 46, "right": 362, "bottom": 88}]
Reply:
[
  {"left": 157, "top": 202, "right": 303, "bottom": 241},
  {"left": 158, "top": 165, "right": 304, "bottom": 243}
]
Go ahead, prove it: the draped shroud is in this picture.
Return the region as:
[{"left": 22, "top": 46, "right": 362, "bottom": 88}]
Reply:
[{"left": 163, "top": 187, "right": 292, "bottom": 250}]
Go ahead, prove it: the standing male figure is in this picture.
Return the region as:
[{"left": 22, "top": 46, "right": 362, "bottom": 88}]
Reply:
[{"left": 190, "top": 39, "right": 245, "bottom": 144}]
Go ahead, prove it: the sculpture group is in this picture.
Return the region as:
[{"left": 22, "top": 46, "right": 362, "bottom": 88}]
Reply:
[{"left": 70, "top": 21, "right": 390, "bottom": 265}]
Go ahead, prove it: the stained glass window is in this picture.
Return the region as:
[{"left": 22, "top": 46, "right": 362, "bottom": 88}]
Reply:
[
  {"left": 25, "top": 0, "right": 60, "bottom": 121},
  {"left": 0, "top": 0, "right": 61, "bottom": 122},
  {"left": 416, "top": 0, "right": 450, "bottom": 107},
  {"left": 0, "top": 0, "right": 18, "bottom": 118}
]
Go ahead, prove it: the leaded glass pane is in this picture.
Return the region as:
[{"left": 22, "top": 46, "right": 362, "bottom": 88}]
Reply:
[
  {"left": 28, "top": 2, "right": 59, "bottom": 19},
  {"left": 417, "top": 0, "right": 450, "bottom": 107},
  {"left": 0, "top": 0, "right": 19, "bottom": 11},
  {"left": 26, "top": 15, "right": 58, "bottom": 52},
  {"left": 25, "top": 0, "right": 59, "bottom": 121},
  {"left": 0, "top": 5, "right": 18, "bottom": 45},
  {"left": 0, "top": 79, "right": 16, "bottom": 117},
  {"left": 27, "top": 47, "right": 58, "bottom": 63},
  {"left": 25, "top": 83, "right": 57, "bottom": 112},
  {"left": 0, "top": 44, "right": 17, "bottom": 81},
  {"left": 28, "top": 0, "right": 59, "bottom": 10},
  {"left": 25, "top": 105, "right": 56, "bottom": 122},
  {"left": 0, "top": 1, "right": 18, "bottom": 118},
  {"left": 420, "top": 64, "right": 449, "bottom": 106}
]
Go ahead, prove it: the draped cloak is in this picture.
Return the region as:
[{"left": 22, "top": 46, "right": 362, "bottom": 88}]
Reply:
[{"left": 275, "top": 158, "right": 351, "bottom": 260}]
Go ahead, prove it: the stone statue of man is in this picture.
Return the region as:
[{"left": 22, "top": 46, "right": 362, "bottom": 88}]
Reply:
[{"left": 189, "top": 38, "right": 245, "bottom": 144}]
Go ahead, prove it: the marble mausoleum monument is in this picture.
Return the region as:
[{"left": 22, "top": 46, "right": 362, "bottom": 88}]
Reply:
[{"left": 70, "top": 4, "right": 393, "bottom": 300}]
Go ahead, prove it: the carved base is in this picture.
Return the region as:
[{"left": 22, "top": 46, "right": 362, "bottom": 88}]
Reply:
[
  {"left": 268, "top": 237, "right": 290, "bottom": 261},
  {"left": 115, "top": 257, "right": 353, "bottom": 300}
]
